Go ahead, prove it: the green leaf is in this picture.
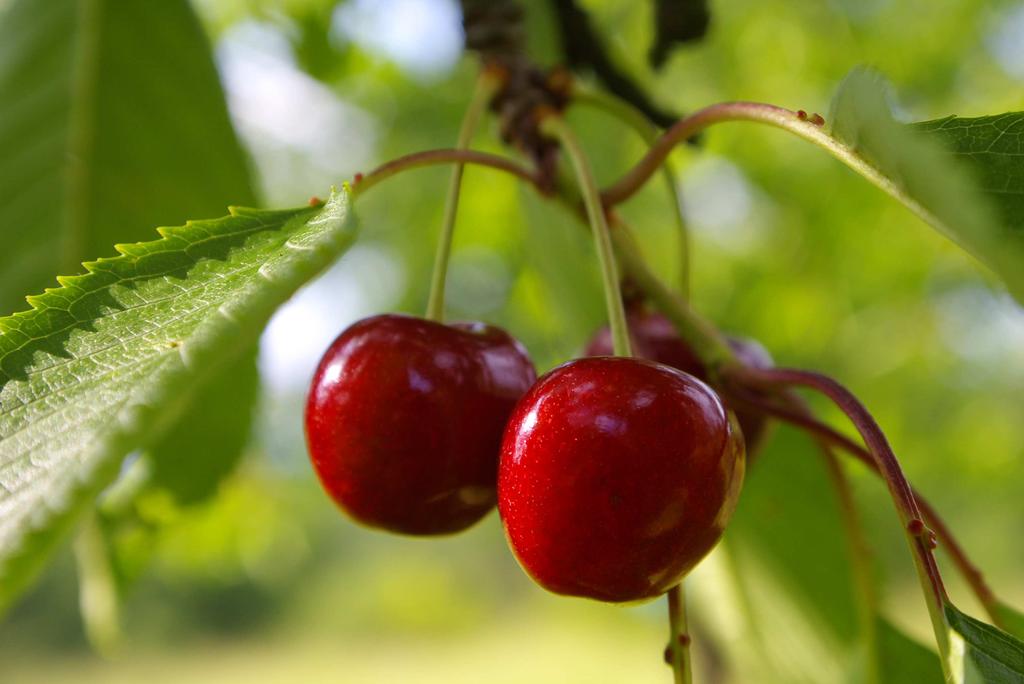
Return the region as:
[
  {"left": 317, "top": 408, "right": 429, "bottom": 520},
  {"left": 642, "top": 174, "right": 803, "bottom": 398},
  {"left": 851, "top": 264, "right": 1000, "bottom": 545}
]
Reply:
[
  {"left": 144, "top": 349, "right": 260, "bottom": 506},
  {"left": 0, "top": 190, "right": 356, "bottom": 614},
  {"left": 0, "top": 0, "right": 256, "bottom": 315},
  {"left": 729, "top": 428, "right": 861, "bottom": 642},
  {"left": 914, "top": 114, "right": 1024, "bottom": 300},
  {"left": 827, "top": 68, "right": 1024, "bottom": 303},
  {"left": 707, "top": 428, "right": 948, "bottom": 683},
  {"left": 83, "top": 348, "right": 260, "bottom": 617},
  {"left": 946, "top": 602, "right": 1024, "bottom": 683},
  {"left": 996, "top": 603, "right": 1024, "bottom": 642},
  {"left": 704, "top": 428, "right": 862, "bottom": 683},
  {"left": 875, "top": 617, "right": 944, "bottom": 684},
  {"left": 0, "top": 0, "right": 267, "bottom": 617}
]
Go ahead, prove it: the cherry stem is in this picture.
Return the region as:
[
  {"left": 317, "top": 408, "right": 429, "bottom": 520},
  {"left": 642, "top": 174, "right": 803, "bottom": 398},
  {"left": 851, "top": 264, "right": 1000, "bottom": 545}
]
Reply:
[
  {"left": 350, "top": 149, "right": 542, "bottom": 198},
  {"left": 348, "top": 147, "right": 728, "bottom": 373},
  {"left": 726, "top": 385, "right": 1006, "bottom": 628},
  {"left": 541, "top": 114, "right": 632, "bottom": 357},
  {"left": 608, "top": 215, "right": 734, "bottom": 370},
  {"left": 723, "top": 364, "right": 953, "bottom": 674},
  {"left": 571, "top": 84, "right": 691, "bottom": 300},
  {"left": 600, "top": 101, "right": 903, "bottom": 210},
  {"left": 666, "top": 583, "right": 694, "bottom": 684},
  {"left": 425, "top": 73, "right": 500, "bottom": 322}
]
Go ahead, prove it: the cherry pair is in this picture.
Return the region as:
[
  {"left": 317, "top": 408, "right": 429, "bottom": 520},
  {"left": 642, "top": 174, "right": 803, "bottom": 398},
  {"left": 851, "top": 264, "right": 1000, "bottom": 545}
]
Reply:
[{"left": 305, "top": 312, "right": 749, "bottom": 602}]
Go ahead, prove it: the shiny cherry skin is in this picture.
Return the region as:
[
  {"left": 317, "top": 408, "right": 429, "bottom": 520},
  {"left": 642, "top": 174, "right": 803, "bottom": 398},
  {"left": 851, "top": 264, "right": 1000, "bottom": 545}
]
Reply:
[
  {"left": 585, "top": 310, "right": 773, "bottom": 453},
  {"left": 305, "top": 314, "right": 536, "bottom": 535},
  {"left": 498, "top": 357, "right": 745, "bottom": 602}
]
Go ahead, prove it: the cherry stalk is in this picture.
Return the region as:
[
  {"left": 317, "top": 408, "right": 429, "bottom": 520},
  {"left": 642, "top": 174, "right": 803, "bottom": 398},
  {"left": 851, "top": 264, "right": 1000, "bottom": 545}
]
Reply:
[
  {"left": 425, "top": 72, "right": 502, "bottom": 321},
  {"left": 600, "top": 102, "right": 822, "bottom": 207},
  {"left": 570, "top": 84, "right": 692, "bottom": 299},
  {"left": 666, "top": 584, "right": 693, "bottom": 684},
  {"left": 596, "top": 99, "right": 945, "bottom": 262},
  {"left": 539, "top": 112, "right": 632, "bottom": 357},
  {"left": 350, "top": 149, "right": 542, "bottom": 198}
]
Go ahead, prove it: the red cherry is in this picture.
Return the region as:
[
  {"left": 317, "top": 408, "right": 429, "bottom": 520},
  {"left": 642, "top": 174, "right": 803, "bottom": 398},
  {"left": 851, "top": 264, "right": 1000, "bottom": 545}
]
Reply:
[
  {"left": 721, "top": 335, "right": 774, "bottom": 452},
  {"left": 585, "top": 311, "right": 773, "bottom": 453},
  {"left": 585, "top": 310, "right": 704, "bottom": 375},
  {"left": 305, "top": 314, "right": 536, "bottom": 535},
  {"left": 498, "top": 357, "right": 745, "bottom": 602}
]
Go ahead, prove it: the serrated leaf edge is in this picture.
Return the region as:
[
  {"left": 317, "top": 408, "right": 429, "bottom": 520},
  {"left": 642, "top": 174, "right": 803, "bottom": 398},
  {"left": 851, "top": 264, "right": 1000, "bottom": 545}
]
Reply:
[{"left": 0, "top": 190, "right": 354, "bottom": 612}]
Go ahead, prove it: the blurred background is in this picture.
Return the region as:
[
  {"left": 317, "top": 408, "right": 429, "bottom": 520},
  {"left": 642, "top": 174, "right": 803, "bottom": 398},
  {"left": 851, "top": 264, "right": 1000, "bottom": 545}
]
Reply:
[{"left": 1, "top": 0, "right": 1023, "bottom": 682}]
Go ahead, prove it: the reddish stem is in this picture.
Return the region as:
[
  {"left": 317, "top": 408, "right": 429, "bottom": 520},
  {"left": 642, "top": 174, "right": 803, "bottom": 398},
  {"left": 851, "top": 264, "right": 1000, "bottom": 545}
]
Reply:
[
  {"left": 723, "top": 364, "right": 948, "bottom": 613},
  {"left": 600, "top": 102, "right": 797, "bottom": 207},
  {"left": 726, "top": 385, "right": 1004, "bottom": 626},
  {"left": 351, "top": 149, "right": 543, "bottom": 197}
]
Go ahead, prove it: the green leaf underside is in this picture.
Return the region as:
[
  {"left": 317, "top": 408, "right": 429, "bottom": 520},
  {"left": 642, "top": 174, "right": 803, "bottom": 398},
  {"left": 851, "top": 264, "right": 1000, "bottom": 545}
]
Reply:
[
  {"left": 86, "top": 349, "right": 260, "bottom": 620},
  {"left": 731, "top": 429, "right": 861, "bottom": 640},
  {"left": 828, "top": 68, "right": 1024, "bottom": 304},
  {"left": 712, "top": 428, "right": 860, "bottom": 683},
  {"left": 946, "top": 602, "right": 1024, "bottom": 683},
  {"left": 0, "top": 191, "right": 355, "bottom": 612},
  {"left": 715, "top": 427, "right": 950, "bottom": 683},
  {"left": 877, "top": 617, "right": 944, "bottom": 683},
  {"left": 144, "top": 349, "right": 260, "bottom": 506},
  {"left": 996, "top": 603, "right": 1024, "bottom": 642},
  {"left": 0, "top": 0, "right": 256, "bottom": 316}
]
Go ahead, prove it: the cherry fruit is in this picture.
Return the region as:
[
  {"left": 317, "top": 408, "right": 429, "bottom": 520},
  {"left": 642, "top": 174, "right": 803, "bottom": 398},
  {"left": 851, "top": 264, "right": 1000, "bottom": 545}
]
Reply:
[
  {"left": 306, "top": 314, "right": 536, "bottom": 535},
  {"left": 586, "top": 310, "right": 773, "bottom": 453},
  {"left": 498, "top": 357, "right": 745, "bottom": 602}
]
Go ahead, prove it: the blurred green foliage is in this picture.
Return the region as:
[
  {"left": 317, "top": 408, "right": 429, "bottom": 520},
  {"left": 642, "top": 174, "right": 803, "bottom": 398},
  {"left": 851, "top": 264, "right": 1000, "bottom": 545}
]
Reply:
[{"left": 1, "top": 0, "right": 1022, "bottom": 682}]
